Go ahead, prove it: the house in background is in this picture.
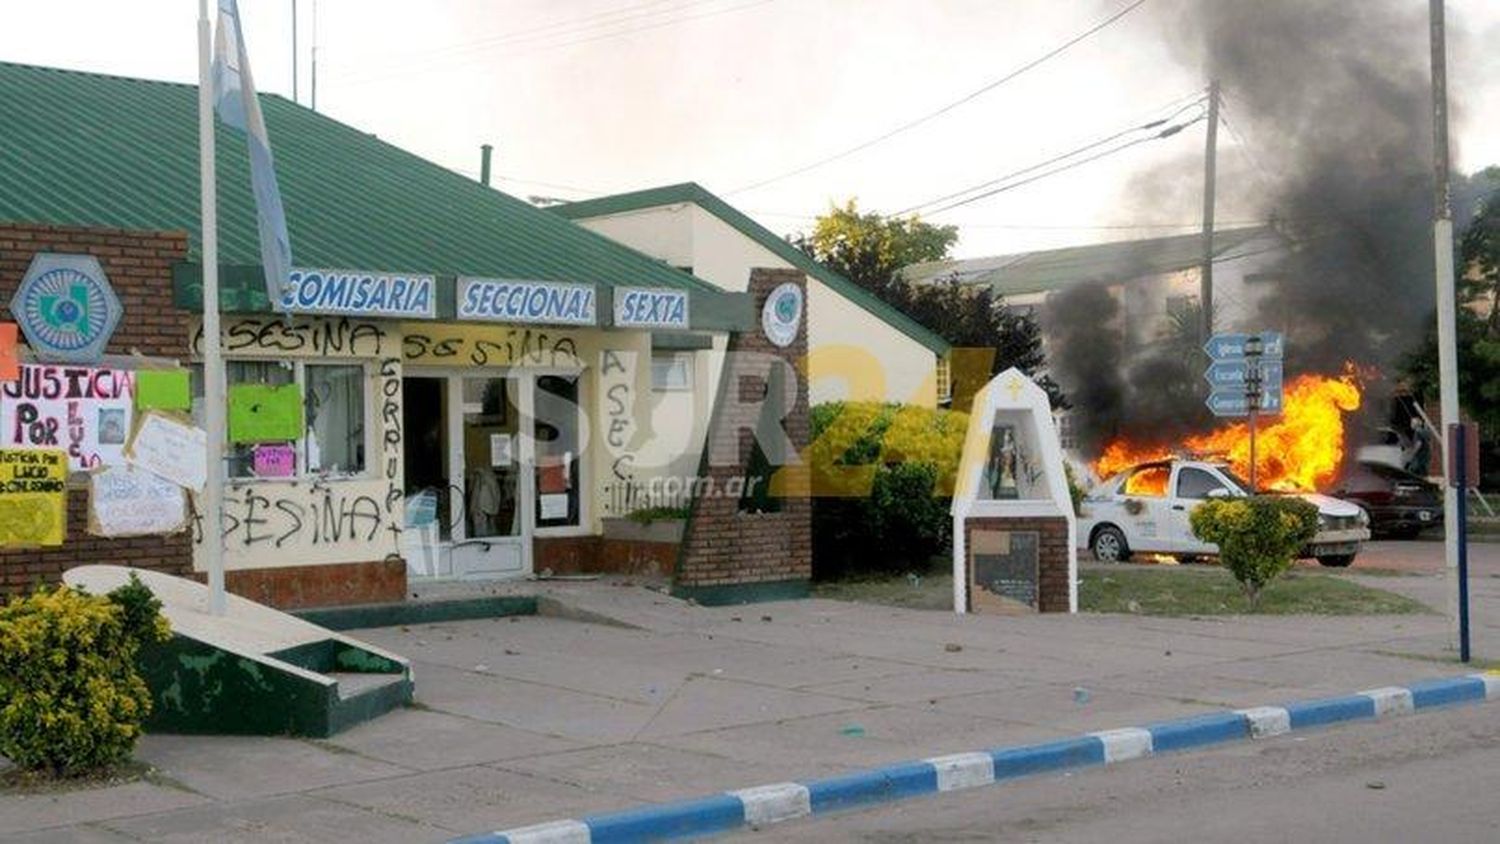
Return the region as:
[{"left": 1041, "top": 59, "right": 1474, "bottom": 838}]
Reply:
[
  {"left": 902, "top": 227, "right": 1285, "bottom": 453},
  {"left": 901, "top": 227, "right": 1282, "bottom": 351}
]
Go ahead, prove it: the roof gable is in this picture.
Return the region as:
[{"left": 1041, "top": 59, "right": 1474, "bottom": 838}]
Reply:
[{"left": 556, "top": 183, "right": 951, "bottom": 355}]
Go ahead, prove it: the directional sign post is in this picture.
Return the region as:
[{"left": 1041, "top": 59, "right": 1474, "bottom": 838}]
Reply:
[{"left": 1204, "top": 331, "right": 1286, "bottom": 491}]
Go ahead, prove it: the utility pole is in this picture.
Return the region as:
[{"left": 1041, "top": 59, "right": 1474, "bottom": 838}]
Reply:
[
  {"left": 292, "top": 0, "right": 298, "bottom": 103},
  {"left": 1429, "top": 0, "right": 1462, "bottom": 650},
  {"left": 1200, "top": 80, "right": 1220, "bottom": 341}
]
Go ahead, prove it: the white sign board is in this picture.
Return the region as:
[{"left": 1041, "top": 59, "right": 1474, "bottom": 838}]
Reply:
[
  {"left": 0, "top": 364, "right": 135, "bottom": 471},
  {"left": 88, "top": 464, "right": 189, "bottom": 537},
  {"left": 458, "top": 278, "right": 597, "bottom": 326},
  {"left": 126, "top": 411, "right": 208, "bottom": 493}
]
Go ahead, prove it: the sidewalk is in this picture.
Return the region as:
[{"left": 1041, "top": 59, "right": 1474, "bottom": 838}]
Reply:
[{"left": 2, "top": 575, "right": 1492, "bottom": 843}]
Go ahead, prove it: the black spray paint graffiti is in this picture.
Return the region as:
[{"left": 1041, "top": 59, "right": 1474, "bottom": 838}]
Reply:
[
  {"left": 600, "top": 349, "right": 639, "bottom": 516},
  {"left": 193, "top": 485, "right": 388, "bottom": 549},
  {"left": 402, "top": 329, "right": 579, "bottom": 367},
  {"left": 380, "top": 357, "right": 403, "bottom": 540},
  {"left": 190, "top": 317, "right": 387, "bottom": 357}
]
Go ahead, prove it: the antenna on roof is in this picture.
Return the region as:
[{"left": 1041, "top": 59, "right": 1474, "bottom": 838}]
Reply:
[{"left": 310, "top": 0, "right": 318, "bottom": 111}]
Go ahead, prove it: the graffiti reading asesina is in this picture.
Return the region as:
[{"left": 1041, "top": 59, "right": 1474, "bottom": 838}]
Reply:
[
  {"left": 0, "top": 364, "right": 135, "bottom": 470},
  {"left": 614, "top": 288, "right": 689, "bottom": 329},
  {"left": 192, "top": 317, "right": 581, "bottom": 369},
  {"left": 280, "top": 268, "right": 436, "bottom": 320},
  {"left": 458, "top": 278, "right": 597, "bottom": 326}
]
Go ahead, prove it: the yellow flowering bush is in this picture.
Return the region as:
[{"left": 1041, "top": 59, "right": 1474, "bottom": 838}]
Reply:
[
  {"left": 810, "top": 402, "right": 970, "bottom": 578},
  {"left": 0, "top": 575, "right": 170, "bottom": 776},
  {"left": 1190, "top": 496, "right": 1319, "bottom": 608}
]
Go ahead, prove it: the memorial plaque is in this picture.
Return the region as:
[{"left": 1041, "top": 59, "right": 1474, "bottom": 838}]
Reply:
[{"left": 968, "top": 529, "right": 1039, "bottom": 613}]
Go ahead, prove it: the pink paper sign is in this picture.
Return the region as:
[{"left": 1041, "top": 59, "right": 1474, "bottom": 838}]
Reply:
[{"left": 252, "top": 443, "right": 296, "bottom": 478}]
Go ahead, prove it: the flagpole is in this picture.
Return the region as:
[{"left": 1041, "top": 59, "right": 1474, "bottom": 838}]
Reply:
[{"left": 198, "top": 0, "right": 228, "bottom": 616}]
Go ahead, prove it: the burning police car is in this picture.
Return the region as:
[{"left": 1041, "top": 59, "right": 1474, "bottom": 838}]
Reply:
[{"left": 1080, "top": 458, "right": 1370, "bottom": 567}]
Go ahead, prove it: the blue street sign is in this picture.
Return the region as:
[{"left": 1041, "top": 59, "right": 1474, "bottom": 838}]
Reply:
[
  {"left": 1203, "top": 331, "right": 1284, "bottom": 361},
  {"left": 1203, "top": 359, "right": 1284, "bottom": 389},
  {"left": 1206, "top": 387, "right": 1284, "bottom": 417}
]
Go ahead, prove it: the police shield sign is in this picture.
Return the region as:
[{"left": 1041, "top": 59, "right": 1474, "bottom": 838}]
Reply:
[{"left": 10, "top": 254, "right": 123, "bottom": 364}]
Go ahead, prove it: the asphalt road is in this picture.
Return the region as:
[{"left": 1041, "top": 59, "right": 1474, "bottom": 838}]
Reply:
[
  {"left": 1349, "top": 538, "right": 1500, "bottom": 575},
  {"left": 739, "top": 703, "right": 1500, "bottom": 843}
]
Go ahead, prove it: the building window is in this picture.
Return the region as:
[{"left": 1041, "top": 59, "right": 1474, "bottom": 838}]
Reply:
[
  {"left": 304, "top": 364, "right": 366, "bottom": 475},
  {"left": 651, "top": 351, "right": 693, "bottom": 391},
  {"left": 935, "top": 356, "right": 952, "bottom": 404},
  {"left": 192, "top": 360, "right": 370, "bottom": 480},
  {"left": 535, "top": 374, "right": 582, "bottom": 528}
]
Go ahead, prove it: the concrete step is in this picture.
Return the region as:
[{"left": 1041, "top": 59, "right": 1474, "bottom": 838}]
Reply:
[{"left": 328, "top": 671, "right": 408, "bottom": 701}]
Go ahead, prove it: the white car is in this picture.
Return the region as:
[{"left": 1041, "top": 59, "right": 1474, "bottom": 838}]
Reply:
[{"left": 1079, "top": 459, "right": 1370, "bottom": 568}]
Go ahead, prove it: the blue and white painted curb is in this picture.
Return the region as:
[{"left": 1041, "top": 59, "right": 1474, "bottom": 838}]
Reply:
[{"left": 450, "top": 672, "right": 1499, "bottom": 843}]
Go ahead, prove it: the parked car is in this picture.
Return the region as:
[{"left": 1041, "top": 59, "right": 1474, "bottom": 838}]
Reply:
[
  {"left": 1330, "top": 459, "right": 1443, "bottom": 539},
  {"left": 1080, "top": 458, "right": 1371, "bottom": 567}
]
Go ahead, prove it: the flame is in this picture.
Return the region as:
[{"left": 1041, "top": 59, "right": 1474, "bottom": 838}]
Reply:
[{"left": 1093, "top": 369, "right": 1363, "bottom": 492}]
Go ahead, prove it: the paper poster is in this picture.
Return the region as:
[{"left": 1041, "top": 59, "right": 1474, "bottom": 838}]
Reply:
[
  {"left": 0, "top": 448, "right": 67, "bottom": 547},
  {"left": 88, "top": 463, "right": 188, "bottom": 538},
  {"left": 228, "top": 383, "right": 303, "bottom": 443},
  {"left": 135, "top": 370, "right": 192, "bottom": 411},
  {"left": 0, "top": 364, "right": 136, "bottom": 470},
  {"left": 489, "top": 433, "right": 513, "bottom": 467},
  {"left": 126, "top": 411, "right": 208, "bottom": 493},
  {"left": 540, "top": 493, "right": 569, "bottom": 520},
  {"left": 252, "top": 443, "right": 296, "bottom": 478},
  {"left": 0, "top": 324, "right": 17, "bottom": 381}
]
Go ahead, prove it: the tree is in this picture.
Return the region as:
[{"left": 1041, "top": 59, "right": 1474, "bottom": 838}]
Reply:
[
  {"left": 1402, "top": 167, "right": 1500, "bottom": 487},
  {"left": 791, "top": 200, "right": 1063, "bottom": 405},
  {"left": 790, "top": 199, "right": 957, "bottom": 298}
]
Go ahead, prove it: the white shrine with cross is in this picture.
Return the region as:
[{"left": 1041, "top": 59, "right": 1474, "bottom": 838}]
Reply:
[{"left": 951, "top": 368, "right": 1078, "bottom": 614}]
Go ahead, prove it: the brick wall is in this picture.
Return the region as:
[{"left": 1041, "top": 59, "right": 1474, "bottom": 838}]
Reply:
[
  {"left": 0, "top": 222, "right": 196, "bottom": 597},
  {"left": 676, "top": 268, "right": 812, "bottom": 590},
  {"left": 963, "top": 516, "right": 1071, "bottom": 613}
]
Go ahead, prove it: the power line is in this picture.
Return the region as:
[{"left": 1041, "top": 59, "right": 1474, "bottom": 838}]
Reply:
[
  {"left": 324, "top": 0, "right": 694, "bottom": 73},
  {"left": 894, "top": 94, "right": 1206, "bottom": 217},
  {"left": 726, "top": 0, "right": 1150, "bottom": 195},
  {"left": 926, "top": 118, "right": 1204, "bottom": 218},
  {"left": 329, "top": 0, "right": 774, "bottom": 88}
]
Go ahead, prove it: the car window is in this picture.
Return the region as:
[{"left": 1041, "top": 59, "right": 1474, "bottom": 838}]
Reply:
[
  {"left": 1123, "top": 465, "right": 1170, "bottom": 498},
  {"left": 1176, "top": 467, "right": 1228, "bottom": 500}
]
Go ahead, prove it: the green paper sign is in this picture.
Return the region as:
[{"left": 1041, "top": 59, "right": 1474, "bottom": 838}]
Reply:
[
  {"left": 135, "top": 369, "right": 192, "bottom": 411},
  {"left": 228, "top": 384, "right": 304, "bottom": 443}
]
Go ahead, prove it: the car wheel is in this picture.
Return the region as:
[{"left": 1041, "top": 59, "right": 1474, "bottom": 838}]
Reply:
[
  {"left": 1091, "top": 525, "right": 1131, "bottom": 563},
  {"left": 1317, "top": 554, "right": 1356, "bottom": 568}
]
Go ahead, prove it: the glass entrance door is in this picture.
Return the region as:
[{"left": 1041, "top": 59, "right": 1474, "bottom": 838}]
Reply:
[{"left": 449, "top": 374, "right": 531, "bottom": 579}]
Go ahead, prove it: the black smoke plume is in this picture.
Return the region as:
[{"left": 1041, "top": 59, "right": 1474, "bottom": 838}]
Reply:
[{"left": 1049, "top": 0, "right": 1461, "bottom": 458}]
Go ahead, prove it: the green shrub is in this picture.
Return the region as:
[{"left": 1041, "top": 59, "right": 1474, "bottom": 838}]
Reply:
[
  {"left": 624, "top": 505, "right": 690, "bottom": 525},
  {"left": 0, "top": 576, "right": 170, "bottom": 776},
  {"left": 810, "top": 402, "right": 967, "bottom": 579},
  {"left": 1190, "top": 496, "right": 1320, "bottom": 608}
]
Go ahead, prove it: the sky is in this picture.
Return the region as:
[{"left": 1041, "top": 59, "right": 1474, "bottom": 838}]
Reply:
[{"left": 2, "top": 0, "right": 1497, "bottom": 259}]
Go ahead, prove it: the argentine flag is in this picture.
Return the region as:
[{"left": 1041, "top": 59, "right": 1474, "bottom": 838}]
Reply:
[{"left": 213, "top": 0, "right": 292, "bottom": 311}]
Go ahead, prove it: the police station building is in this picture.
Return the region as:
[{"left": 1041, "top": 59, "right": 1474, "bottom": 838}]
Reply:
[{"left": 0, "top": 61, "right": 815, "bottom": 608}]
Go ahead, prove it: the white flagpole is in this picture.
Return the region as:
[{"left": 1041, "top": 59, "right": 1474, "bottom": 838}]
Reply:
[{"left": 198, "top": 0, "right": 228, "bottom": 616}]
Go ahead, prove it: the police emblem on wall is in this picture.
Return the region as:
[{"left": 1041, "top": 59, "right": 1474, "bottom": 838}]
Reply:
[
  {"left": 10, "top": 254, "right": 123, "bottom": 364},
  {"left": 761, "top": 282, "right": 803, "bottom": 348}
]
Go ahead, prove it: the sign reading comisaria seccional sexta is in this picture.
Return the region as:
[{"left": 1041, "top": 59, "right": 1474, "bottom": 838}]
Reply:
[
  {"left": 457, "top": 278, "right": 597, "bottom": 326},
  {"left": 279, "top": 268, "right": 436, "bottom": 319}
]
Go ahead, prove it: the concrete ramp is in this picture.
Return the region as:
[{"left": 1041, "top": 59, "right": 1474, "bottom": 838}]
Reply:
[{"left": 64, "top": 565, "right": 412, "bottom": 738}]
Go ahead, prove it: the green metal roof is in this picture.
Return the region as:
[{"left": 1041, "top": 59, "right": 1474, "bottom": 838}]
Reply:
[
  {"left": 554, "top": 183, "right": 952, "bottom": 355},
  {"left": 900, "top": 227, "right": 1273, "bottom": 298},
  {"left": 0, "top": 61, "right": 721, "bottom": 300}
]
